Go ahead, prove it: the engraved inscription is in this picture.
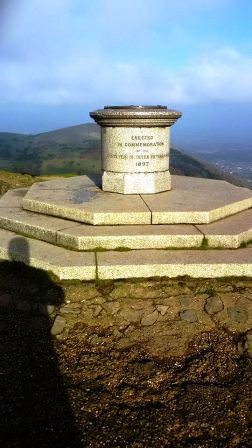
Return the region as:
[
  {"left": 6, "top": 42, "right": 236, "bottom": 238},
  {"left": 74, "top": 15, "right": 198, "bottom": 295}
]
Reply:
[
  {"left": 102, "top": 127, "right": 169, "bottom": 173},
  {"left": 131, "top": 135, "right": 153, "bottom": 140}
]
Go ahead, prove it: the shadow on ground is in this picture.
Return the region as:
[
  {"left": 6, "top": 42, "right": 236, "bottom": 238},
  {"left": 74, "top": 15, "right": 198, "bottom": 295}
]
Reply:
[{"left": 0, "top": 237, "right": 82, "bottom": 448}]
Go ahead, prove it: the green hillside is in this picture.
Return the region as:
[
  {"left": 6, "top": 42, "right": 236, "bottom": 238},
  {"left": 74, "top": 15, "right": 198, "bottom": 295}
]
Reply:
[
  {"left": 0, "top": 124, "right": 250, "bottom": 188},
  {"left": 34, "top": 123, "right": 99, "bottom": 145}
]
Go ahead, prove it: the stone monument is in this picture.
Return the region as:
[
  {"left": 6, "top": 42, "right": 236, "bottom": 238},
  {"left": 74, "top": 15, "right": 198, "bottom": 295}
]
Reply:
[
  {"left": 0, "top": 103, "right": 251, "bottom": 280},
  {"left": 90, "top": 105, "right": 182, "bottom": 194}
]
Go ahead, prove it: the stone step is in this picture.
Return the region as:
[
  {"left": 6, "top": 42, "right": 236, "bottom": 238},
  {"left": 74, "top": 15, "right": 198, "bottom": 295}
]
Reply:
[
  {"left": 198, "top": 209, "right": 252, "bottom": 248},
  {"left": 0, "top": 227, "right": 251, "bottom": 280},
  {"left": 0, "top": 188, "right": 251, "bottom": 250},
  {"left": 22, "top": 175, "right": 151, "bottom": 225},
  {"left": 0, "top": 228, "right": 96, "bottom": 280},
  {"left": 143, "top": 176, "right": 252, "bottom": 224},
  {"left": 0, "top": 189, "right": 203, "bottom": 249},
  {"left": 97, "top": 248, "right": 252, "bottom": 280},
  {"left": 22, "top": 175, "right": 252, "bottom": 225}
]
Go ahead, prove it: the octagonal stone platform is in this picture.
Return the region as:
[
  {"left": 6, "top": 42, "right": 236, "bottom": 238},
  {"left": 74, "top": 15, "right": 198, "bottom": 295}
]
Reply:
[
  {"left": 0, "top": 172, "right": 252, "bottom": 280},
  {"left": 0, "top": 227, "right": 251, "bottom": 280},
  {"left": 0, "top": 189, "right": 203, "bottom": 250},
  {"left": 22, "top": 175, "right": 252, "bottom": 226},
  {"left": 0, "top": 185, "right": 251, "bottom": 251}
]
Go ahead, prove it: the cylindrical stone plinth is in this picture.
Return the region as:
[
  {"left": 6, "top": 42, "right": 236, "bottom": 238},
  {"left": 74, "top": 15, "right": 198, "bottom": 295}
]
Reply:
[{"left": 90, "top": 105, "right": 182, "bottom": 194}]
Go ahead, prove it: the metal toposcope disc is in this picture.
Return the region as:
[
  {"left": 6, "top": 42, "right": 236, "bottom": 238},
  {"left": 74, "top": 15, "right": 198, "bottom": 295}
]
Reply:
[{"left": 104, "top": 105, "right": 168, "bottom": 110}]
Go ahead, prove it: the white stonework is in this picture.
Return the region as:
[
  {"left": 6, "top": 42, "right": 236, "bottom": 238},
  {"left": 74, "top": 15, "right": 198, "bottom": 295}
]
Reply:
[
  {"left": 102, "top": 171, "right": 171, "bottom": 194},
  {"left": 90, "top": 105, "right": 181, "bottom": 194}
]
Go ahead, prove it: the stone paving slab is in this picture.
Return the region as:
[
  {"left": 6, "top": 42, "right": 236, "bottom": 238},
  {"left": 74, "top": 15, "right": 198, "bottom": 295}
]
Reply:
[
  {"left": 58, "top": 223, "right": 203, "bottom": 250},
  {"left": 142, "top": 176, "right": 252, "bottom": 224},
  {"left": 97, "top": 248, "right": 252, "bottom": 279},
  {"left": 0, "top": 228, "right": 96, "bottom": 280},
  {"left": 0, "top": 188, "right": 29, "bottom": 207},
  {"left": 0, "top": 204, "right": 81, "bottom": 246},
  {"left": 0, "top": 189, "right": 202, "bottom": 250},
  {"left": 22, "top": 175, "right": 151, "bottom": 225},
  {"left": 196, "top": 208, "right": 252, "bottom": 248}
]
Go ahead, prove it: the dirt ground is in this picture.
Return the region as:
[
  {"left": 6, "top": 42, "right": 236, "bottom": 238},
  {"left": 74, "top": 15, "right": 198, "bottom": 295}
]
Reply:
[{"left": 0, "top": 261, "right": 252, "bottom": 448}]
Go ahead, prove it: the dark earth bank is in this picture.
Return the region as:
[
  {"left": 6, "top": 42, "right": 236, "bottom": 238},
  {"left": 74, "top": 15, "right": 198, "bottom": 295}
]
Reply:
[{"left": 0, "top": 261, "right": 252, "bottom": 448}]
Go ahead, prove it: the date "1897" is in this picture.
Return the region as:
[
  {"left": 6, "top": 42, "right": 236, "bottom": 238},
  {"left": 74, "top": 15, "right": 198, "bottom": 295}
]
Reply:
[{"left": 136, "top": 162, "right": 149, "bottom": 167}]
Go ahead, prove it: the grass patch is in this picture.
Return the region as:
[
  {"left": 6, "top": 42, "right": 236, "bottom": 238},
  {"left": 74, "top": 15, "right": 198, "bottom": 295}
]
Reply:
[
  {"left": 200, "top": 237, "right": 209, "bottom": 250},
  {"left": 239, "top": 239, "right": 252, "bottom": 248}
]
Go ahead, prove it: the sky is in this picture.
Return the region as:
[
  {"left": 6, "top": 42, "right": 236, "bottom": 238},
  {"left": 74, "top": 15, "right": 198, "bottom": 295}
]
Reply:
[{"left": 1, "top": 0, "right": 252, "bottom": 136}]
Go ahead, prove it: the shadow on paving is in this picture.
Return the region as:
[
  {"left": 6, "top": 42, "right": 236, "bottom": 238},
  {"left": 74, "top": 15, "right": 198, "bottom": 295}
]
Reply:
[{"left": 0, "top": 237, "right": 82, "bottom": 448}]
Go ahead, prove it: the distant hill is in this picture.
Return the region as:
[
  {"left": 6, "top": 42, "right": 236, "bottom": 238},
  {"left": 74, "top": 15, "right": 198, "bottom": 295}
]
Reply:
[
  {"left": 0, "top": 123, "right": 99, "bottom": 152},
  {"left": 0, "top": 124, "right": 250, "bottom": 189},
  {"left": 34, "top": 123, "right": 99, "bottom": 145}
]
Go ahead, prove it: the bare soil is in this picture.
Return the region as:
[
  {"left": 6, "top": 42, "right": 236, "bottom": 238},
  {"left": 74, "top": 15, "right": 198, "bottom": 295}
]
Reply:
[{"left": 0, "top": 263, "right": 252, "bottom": 447}]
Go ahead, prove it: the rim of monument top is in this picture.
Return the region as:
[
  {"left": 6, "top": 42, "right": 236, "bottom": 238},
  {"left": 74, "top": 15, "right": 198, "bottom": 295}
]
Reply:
[
  {"left": 90, "top": 105, "right": 182, "bottom": 127},
  {"left": 104, "top": 105, "right": 168, "bottom": 110}
]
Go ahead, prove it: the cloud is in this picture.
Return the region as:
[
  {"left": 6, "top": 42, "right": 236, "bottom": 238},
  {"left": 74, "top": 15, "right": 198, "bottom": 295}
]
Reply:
[
  {"left": 0, "top": 0, "right": 251, "bottom": 108},
  {"left": 181, "top": 48, "right": 252, "bottom": 103},
  {"left": 1, "top": 46, "right": 252, "bottom": 106}
]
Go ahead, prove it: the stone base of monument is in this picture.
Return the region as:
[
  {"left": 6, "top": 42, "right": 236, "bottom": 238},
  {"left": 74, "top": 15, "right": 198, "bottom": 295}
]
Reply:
[
  {"left": 18, "top": 174, "right": 252, "bottom": 225},
  {"left": 102, "top": 170, "right": 171, "bottom": 194},
  {"left": 0, "top": 175, "right": 251, "bottom": 280}
]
